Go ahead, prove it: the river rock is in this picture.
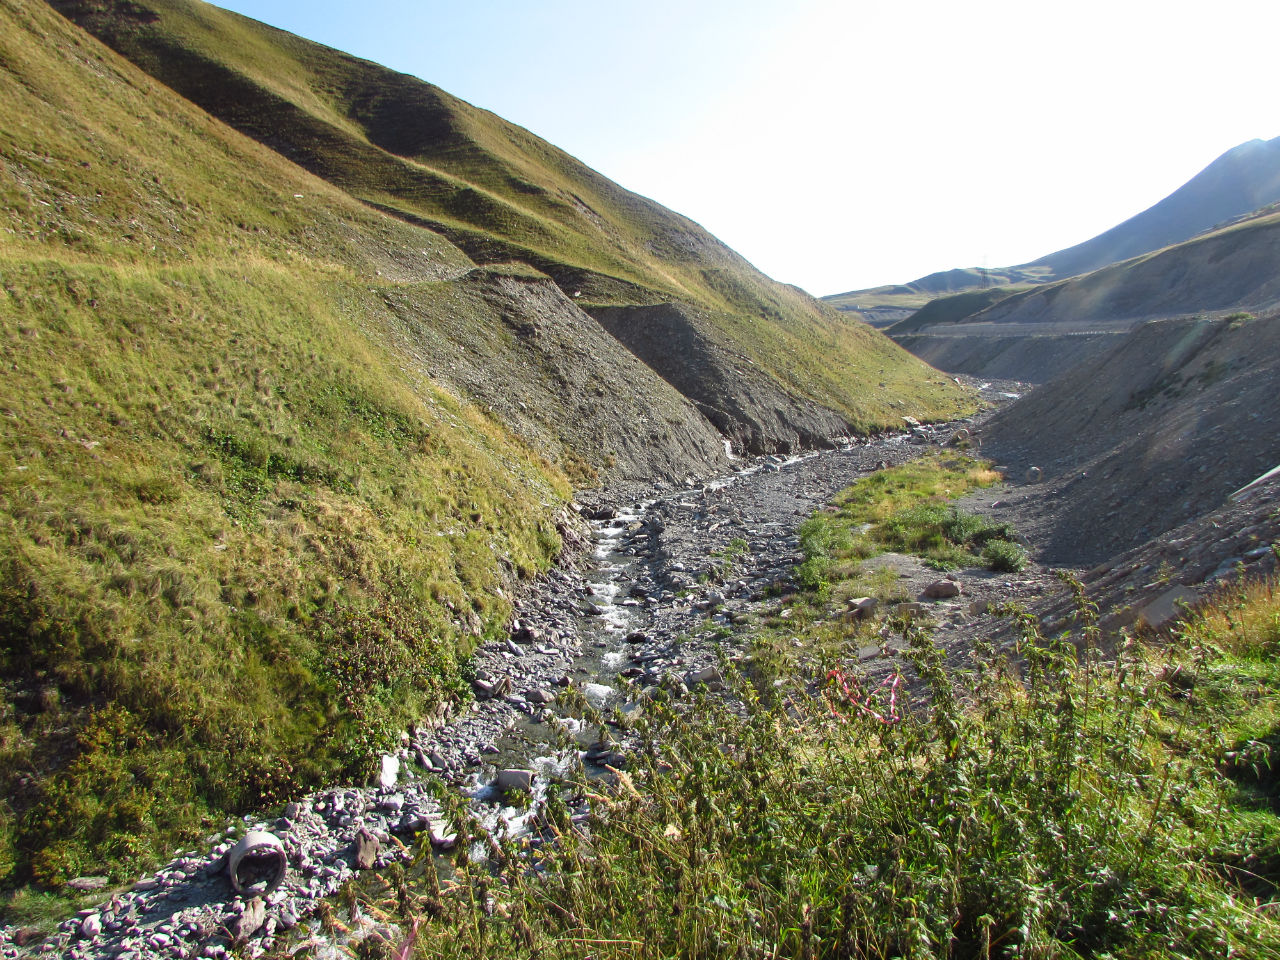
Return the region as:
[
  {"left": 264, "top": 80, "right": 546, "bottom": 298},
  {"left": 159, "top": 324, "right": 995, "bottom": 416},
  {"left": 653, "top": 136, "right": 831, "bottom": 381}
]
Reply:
[
  {"left": 379, "top": 755, "right": 400, "bottom": 789},
  {"left": 426, "top": 816, "right": 457, "bottom": 848},
  {"left": 353, "top": 828, "right": 380, "bottom": 870},
  {"left": 67, "top": 876, "right": 109, "bottom": 893},
  {"left": 495, "top": 768, "right": 534, "bottom": 793},
  {"left": 924, "top": 579, "right": 962, "bottom": 599},
  {"left": 230, "top": 898, "right": 265, "bottom": 941},
  {"left": 684, "top": 665, "right": 723, "bottom": 687}
]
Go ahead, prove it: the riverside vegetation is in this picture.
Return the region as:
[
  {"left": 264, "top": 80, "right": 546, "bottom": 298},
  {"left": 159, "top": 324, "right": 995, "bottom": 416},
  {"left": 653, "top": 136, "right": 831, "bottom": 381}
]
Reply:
[
  {"left": 318, "top": 502, "right": 1280, "bottom": 958},
  {"left": 0, "top": 0, "right": 971, "bottom": 918}
]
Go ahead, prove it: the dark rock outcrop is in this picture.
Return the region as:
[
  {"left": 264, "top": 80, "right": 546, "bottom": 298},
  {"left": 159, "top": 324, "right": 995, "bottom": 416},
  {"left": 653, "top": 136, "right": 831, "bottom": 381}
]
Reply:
[{"left": 590, "top": 303, "right": 851, "bottom": 456}]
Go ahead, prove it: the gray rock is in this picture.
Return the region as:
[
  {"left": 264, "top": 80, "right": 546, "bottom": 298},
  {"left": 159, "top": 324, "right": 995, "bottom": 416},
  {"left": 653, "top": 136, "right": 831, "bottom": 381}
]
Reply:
[
  {"left": 923, "top": 579, "right": 962, "bottom": 599},
  {"left": 231, "top": 898, "right": 265, "bottom": 941},
  {"left": 495, "top": 769, "right": 534, "bottom": 793},
  {"left": 66, "top": 876, "right": 109, "bottom": 893},
  {"left": 78, "top": 914, "right": 102, "bottom": 939},
  {"left": 353, "top": 828, "right": 380, "bottom": 870},
  {"left": 845, "top": 596, "right": 878, "bottom": 620},
  {"left": 378, "top": 755, "right": 400, "bottom": 789},
  {"left": 684, "top": 665, "right": 723, "bottom": 687},
  {"left": 1138, "top": 585, "right": 1202, "bottom": 631},
  {"left": 426, "top": 817, "right": 457, "bottom": 849}
]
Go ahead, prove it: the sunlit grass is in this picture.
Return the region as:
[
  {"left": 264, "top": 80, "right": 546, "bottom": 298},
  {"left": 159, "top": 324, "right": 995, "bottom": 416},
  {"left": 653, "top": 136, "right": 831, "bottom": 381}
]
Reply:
[{"left": 0, "top": 0, "right": 569, "bottom": 907}]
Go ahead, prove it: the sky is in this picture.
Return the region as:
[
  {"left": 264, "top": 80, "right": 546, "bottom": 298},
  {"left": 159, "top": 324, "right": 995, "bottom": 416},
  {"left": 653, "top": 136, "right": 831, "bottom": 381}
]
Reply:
[{"left": 213, "top": 0, "right": 1280, "bottom": 297}]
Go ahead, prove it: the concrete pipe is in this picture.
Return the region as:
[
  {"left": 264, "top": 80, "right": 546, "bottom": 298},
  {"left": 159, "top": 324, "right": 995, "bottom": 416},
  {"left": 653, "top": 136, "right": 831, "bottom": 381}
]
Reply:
[{"left": 227, "top": 830, "right": 287, "bottom": 897}]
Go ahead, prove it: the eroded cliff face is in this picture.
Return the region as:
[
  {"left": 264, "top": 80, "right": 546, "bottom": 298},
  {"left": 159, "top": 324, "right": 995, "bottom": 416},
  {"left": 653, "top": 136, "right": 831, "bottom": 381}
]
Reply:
[
  {"left": 980, "top": 311, "right": 1280, "bottom": 564},
  {"left": 589, "top": 303, "right": 852, "bottom": 456},
  {"left": 374, "top": 270, "right": 732, "bottom": 482}
]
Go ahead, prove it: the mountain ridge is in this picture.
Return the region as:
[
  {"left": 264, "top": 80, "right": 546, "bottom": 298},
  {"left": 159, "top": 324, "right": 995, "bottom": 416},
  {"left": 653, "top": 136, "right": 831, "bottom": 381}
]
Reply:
[{"left": 824, "top": 134, "right": 1280, "bottom": 323}]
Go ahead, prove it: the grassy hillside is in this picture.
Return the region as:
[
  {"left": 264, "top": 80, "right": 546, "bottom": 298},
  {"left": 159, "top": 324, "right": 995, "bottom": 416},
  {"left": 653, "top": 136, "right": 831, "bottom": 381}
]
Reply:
[
  {"left": 886, "top": 285, "right": 1026, "bottom": 334},
  {"left": 47, "top": 0, "right": 973, "bottom": 434},
  {"left": 0, "top": 0, "right": 575, "bottom": 893},
  {"left": 963, "top": 207, "right": 1280, "bottom": 330}
]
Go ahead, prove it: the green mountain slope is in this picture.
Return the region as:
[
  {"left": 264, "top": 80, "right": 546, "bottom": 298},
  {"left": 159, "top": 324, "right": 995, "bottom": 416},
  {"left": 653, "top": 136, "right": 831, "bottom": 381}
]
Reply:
[
  {"left": 46, "top": 0, "right": 972, "bottom": 445},
  {"left": 0, "top": 0, "right": 587, "bottom": 890}
]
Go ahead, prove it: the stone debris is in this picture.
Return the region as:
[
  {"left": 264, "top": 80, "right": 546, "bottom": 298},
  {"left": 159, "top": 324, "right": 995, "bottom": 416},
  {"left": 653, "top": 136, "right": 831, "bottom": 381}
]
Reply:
[
  {"left": 378, "top": 755, "right": 400, "bottom": 790},
  {"left": 495, "top": 769, "right": 535, "bottom": 793},
  {"left": 0, "top": 780, "right": 454, "bottom": 960},
  {"left": 1138, "top": 585, "right": 1204, "bottom": 630},
  {"left": 230, "top": 898, "right": 265, "bottom": 942},
  {"left": 845, "top": 596, "right": 879, "bottom": 620},
  {"left": 67, "top": 877, "right": 109, "bottom": 893}
]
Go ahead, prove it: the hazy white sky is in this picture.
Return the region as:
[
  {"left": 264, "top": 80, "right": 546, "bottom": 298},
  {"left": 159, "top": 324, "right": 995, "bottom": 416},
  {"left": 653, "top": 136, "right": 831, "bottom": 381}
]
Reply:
[{"left": 215, "top": 0, "right": 1280, "bottom": 296}]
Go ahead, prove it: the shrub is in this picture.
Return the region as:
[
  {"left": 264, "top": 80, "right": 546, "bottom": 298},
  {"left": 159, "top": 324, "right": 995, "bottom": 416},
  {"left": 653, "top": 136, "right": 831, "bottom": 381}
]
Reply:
[{"left": 983, "top": 538, "right": 1028, "bottom": 572}]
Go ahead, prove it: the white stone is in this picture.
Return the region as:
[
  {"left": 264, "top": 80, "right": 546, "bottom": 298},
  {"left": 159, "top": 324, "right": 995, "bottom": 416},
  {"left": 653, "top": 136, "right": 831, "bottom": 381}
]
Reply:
[
  {"left": 378, "top": 754, "right": 400, "bottom": 789},
  {"left": 1138, "top": 585, "right": 1202, "bottom": 631},
  {"left": 495, "top": 768, "right": 534, "bottom": 793}
]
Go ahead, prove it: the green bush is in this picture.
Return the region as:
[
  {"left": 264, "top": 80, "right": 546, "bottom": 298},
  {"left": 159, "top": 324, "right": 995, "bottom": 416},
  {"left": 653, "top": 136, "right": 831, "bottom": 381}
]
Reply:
[{"left": 983, "top": 538, "right": 1028, "bottom": 572}]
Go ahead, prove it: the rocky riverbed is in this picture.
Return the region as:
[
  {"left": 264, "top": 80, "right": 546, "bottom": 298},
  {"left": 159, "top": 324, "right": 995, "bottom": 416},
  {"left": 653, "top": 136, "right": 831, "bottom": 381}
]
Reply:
[{"left": 11, "top": 380, "right": 1189, "bottom": 960}]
